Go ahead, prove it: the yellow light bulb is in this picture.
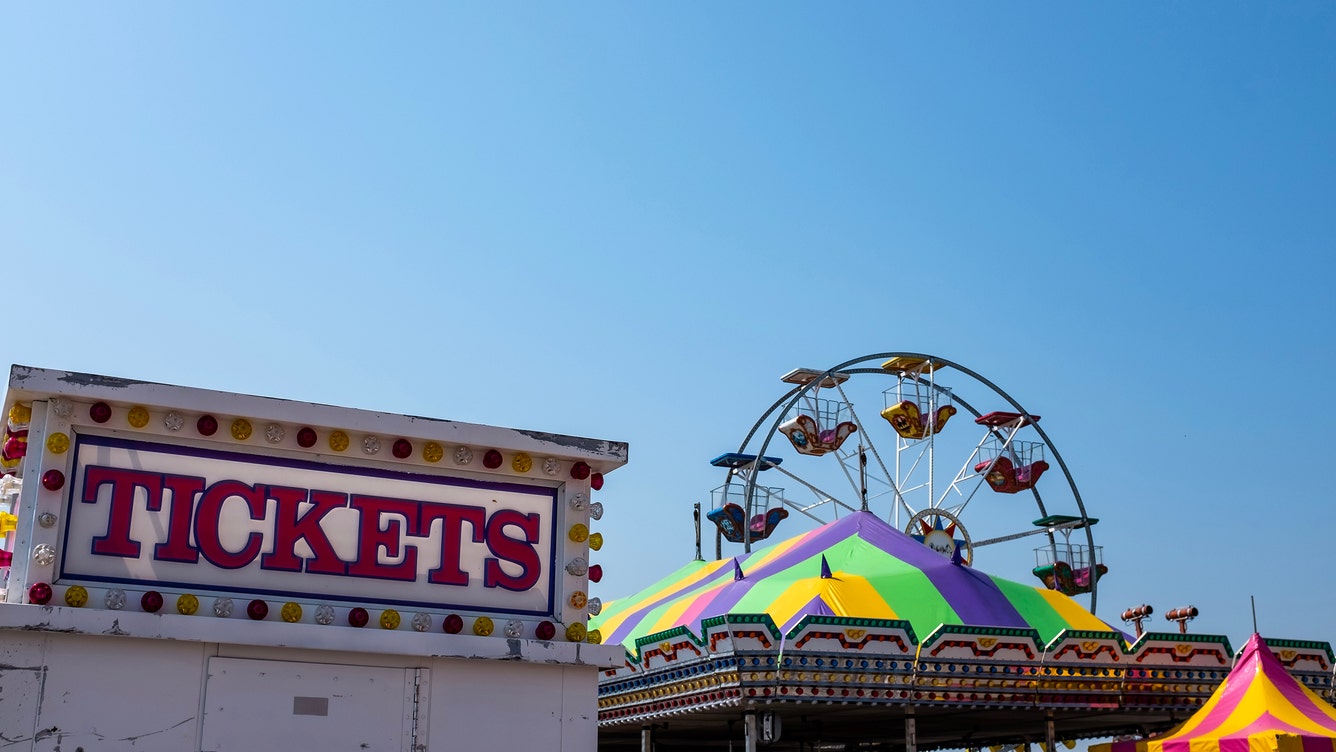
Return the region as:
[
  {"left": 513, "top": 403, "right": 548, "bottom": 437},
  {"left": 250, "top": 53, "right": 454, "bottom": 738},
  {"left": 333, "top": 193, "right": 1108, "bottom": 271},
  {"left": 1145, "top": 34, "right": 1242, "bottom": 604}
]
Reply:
[
  {"left": 127, "top": 406, "right": 150, "bottom": 428},
  {"left": 46, "top": 432, "right": 70, "bottom": 454},
  {"left": 231, "top": 419, "right": 252, "bottom": 441}
]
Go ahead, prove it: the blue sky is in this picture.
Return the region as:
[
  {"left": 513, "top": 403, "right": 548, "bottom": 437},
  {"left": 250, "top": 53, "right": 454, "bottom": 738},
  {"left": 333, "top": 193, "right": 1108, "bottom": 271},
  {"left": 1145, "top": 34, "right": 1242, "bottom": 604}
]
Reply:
[{"left": 3, "top": 3, "right": 1334, "bottom": 653}]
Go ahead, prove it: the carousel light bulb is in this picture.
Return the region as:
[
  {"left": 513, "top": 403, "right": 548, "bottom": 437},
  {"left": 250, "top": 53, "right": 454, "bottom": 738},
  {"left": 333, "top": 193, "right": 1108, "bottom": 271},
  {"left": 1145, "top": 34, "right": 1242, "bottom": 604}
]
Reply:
[
  {"left": 46, "top": 432, "right": 70, "bottom": 454},
  {"left": 28, "top": 582, "right": 52, "bottom": 605},
  {"left": 566, "top": 622, "right": 587, "bottom": 642},
  {"left": 455, "top": 446, "right": 474, "bottom": 465},
  {"left": 314, "top": 605, "right": 336, "bottom": 625},
  {"left": 411, "top": 612, "right": 432, "bottom": 632},
  {"left": 443, "top": 614, "right": 464, "bottom": 634},
  {"left": 569, "top": 591, "right": 587, "bottom": 609},
  {"left": 89, "top": 402, "right": 112, "bottom": 423},
  {"left": 231, "top": 419, "right": 253, "bottom": 441},
  {"left": 213, "top": 597, "right": 234, "bottom": 617},
  {"left": 281, "top": 602, "right": 303, "bottom": 623},
  {"left": 586, "top": 629, "right": 603, "bottom": 644},
  {"left": 569, "top": 493, "right": 588, "bottom": 512},
  {"left": 141, "top": 591, "right": 164, "bottom": 613},
  {"left": 380, "top": 609, "right": 400, "bottom": 630},
  {"left": 177, "top": 593, "right": 200, "bottom": 615},
  {"left": 329, "top": 430, "right": 350, "bottom": 452},
  {"left": 588, "top": 565, "right": 603, "bottom": 583},
  {"left": 297, "top": 427, "right": 318, "bottom": 448},
  {"left": 348, "top": 607, "right": 369, "bottom": 627},
  {"left": 570, "top": 462, "right": 591, "bottom": 480},
  {"left": 568, "top": 524, "right": 589, "bottom": 543},
  {"left": 590, "top": 472, "right": 604, "bottom": 491},
  {"left": 483, "top": 449, "right": 503, "bottom": 469},
  {"left": 38, "top": 512, "right": 57, "bottom": 528},
  {"left": 106, "top": 589, "right": 127, "bottom": 610},
  {"left": 50, "top": 398, "right": 73, "bottom": 419},
  {"left": 392, "top": 438, "right": 412, "bottom": 459},
  {"left": 197, "top": 415, "right": 218, "bottom": 436},
  {"left": 543, "top": 458, "right": 560, "bottom": 476},
  {"left": 504, "top": 619, "right": 523, "bottom": 638},
  {"left": 587, "top": 597, "right": 603, "bottom": 616},
  {"left": 588, "top": 533, "right": 603, "bottom": 551},
  {"left": 536, "top": 621, "right": 556, "bottom": 640},
  {"left": 423, "top": 442, "right": 444, "bottom": 463},
  {"left": 127, "top": 406, "right": 150, "bottom": 428},
  {"left": 64, "top": 585, "right": 89, "bottom": 608},
  {"left": 246, "top": 599, "right": 268, "bottom": 620},
  {"left": 32, "top": 544, "right": 55, "bottom": 567},
  {"left": 163, "top": 411, "right": 185, "bottom": 431},
  {"left": 265, "top": 423, "right": 285, "bottom": 444},
  {"left": 41, "top": 469, "right": 65, "bottom": 491},
  {"left": 565, "top": 557, "right": 588, "bottom": 576},
  {"left": 512, "top": 452, "right": 532, "bottom": 473},
  {"left": 589, "top": 502, "right": 604, "bottom": 521},
  {"left": 473, "top": 616, "right": 494, "bottom": 636},
  {"left": 362, "top": 435, "right": 381, "bottom": 455}
]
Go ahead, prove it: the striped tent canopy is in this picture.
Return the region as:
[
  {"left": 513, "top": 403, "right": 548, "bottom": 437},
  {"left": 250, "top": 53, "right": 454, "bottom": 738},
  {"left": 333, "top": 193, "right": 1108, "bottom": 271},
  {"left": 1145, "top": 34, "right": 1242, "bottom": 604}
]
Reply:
[
  {"left": 591, "top": 511, "right": 1117, "bottom": 652},
  {"left": 1092, "top": 634, "right": 1336, "bottom": 752}
]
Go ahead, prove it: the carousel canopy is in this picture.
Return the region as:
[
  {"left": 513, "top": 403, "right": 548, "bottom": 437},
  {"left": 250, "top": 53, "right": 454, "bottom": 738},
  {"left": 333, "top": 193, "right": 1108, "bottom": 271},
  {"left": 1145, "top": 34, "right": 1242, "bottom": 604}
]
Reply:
[
  {"left": 1092, "top": 634, "right": 1336, "bottom": 752},
  {"left": 592, "top": 511, "right": 1115, "bottom": 652}
]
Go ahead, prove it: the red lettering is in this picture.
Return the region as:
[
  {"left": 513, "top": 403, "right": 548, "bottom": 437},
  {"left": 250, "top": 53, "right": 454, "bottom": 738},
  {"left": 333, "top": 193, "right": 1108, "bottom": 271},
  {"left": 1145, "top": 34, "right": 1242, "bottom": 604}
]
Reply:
[
  {"left": 154, "top": 474, "right": 203, "bottom": 563},
  {"left": 261, "top": 487, "right": 347, "bottom": 575},
  {"left": 82, "top": 466, "right": 162, "bottom": 558},
  {"left": 421, "top": 503, "right": 485, "bottom": 587},
  {"left": 194, "top": 480, "right": 265, "bottom": 569},
  {"left": 347, "top": 495, "right": 419, "bottom": 582},
  {"left": 483, "top": 509, "right": 541, "bottom": 592}
]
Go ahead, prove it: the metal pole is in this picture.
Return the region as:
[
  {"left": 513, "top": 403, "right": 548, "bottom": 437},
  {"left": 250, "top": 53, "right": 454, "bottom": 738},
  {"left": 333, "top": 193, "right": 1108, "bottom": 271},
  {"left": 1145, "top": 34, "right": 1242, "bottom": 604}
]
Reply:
[
  {"left": 694, "top": 503, "right": 702, "bottom": 561},
  {"left": 1045, "top": 712, "right": 1056, "bottom": 752},
  {"left": 905, "top": 707, "right": 917, "bottom": 752},
  {"left": 642, "top": 724, "right": 653, "bottom": 752},
  {"left": 744, "top": 710, "right": 758, "bottom": 752}
]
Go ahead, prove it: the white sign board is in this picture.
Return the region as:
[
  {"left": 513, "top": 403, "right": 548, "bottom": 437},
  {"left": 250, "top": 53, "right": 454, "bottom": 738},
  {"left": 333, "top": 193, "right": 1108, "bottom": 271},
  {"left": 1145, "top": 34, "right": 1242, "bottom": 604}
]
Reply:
[{"left": 61, "top": 433, "right": 557, "bottom": 616}]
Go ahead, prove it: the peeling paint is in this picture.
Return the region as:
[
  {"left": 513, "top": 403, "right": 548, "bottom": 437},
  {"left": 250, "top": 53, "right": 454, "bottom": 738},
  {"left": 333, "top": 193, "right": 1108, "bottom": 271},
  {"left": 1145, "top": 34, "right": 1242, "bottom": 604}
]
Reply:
[
  {"left": 55, "top": 371, "right": 157, "bottom": 389},
  {"left": 515, "top": 431, "right": 628, "bottom": 459},
  {"left": 101, "top": 620, "right": 130, "bottom": 636}
]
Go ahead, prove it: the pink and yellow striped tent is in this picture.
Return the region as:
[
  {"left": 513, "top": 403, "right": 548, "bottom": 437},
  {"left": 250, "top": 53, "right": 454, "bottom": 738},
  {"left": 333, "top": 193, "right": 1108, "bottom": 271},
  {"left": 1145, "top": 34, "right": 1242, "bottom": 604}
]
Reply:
[{"left": 1092, "top": 634, "right": 1336, "bottom": 752}]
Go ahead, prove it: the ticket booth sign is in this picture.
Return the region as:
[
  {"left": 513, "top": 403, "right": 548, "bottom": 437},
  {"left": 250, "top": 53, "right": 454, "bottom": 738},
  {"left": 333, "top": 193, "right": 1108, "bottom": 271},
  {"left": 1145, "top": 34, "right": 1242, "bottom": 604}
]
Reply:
[{"left": 61, "top": 434, "right": 558, "bottom": 616}]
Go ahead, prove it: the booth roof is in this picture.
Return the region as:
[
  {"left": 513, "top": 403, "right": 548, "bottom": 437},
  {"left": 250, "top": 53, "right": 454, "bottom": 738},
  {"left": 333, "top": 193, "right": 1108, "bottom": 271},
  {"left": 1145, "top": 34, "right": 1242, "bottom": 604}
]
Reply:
[{"left": 1091, "top": 634, "right": 1336, "bottom": 752}]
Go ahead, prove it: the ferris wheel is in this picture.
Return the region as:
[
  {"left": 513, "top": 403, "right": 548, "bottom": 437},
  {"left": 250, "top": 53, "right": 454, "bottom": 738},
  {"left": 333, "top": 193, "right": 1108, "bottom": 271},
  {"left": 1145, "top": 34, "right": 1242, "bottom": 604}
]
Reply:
[{"left": 703, "top": 352, "right": 1107, "bottom": 613}]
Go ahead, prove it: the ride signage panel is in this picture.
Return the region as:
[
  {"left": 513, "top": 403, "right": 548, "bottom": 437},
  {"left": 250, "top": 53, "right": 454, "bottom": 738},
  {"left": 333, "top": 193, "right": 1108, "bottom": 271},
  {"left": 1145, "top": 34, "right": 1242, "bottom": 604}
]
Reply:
[{"left": 61, "top": 433, "right": 558, "bottom": 616}]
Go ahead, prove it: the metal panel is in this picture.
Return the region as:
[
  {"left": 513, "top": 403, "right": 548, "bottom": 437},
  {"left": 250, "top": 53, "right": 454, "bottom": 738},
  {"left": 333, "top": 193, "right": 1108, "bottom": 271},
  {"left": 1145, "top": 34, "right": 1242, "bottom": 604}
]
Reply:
[{"left": 201, "top": 657, "right": 420, "bottom": 752}]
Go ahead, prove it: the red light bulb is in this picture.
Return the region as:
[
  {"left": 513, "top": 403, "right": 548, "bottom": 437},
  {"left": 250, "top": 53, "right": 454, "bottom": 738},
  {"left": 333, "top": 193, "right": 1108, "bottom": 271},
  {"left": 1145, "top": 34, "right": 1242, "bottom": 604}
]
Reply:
[
  {"left": 588, "top": 564, "right": 603, "bottom": 583},
  {"left": 41, "top": 469, "right": 65, "bottom": 491},
  {"left": 536, "top": 620, "right": 556, "bottom": 640},
  {"left": 141, "top": 590, "right": 164, "bottom": 613},
  {"left": 297, "top": 427, "right": 317, "bottom": 448},
  {"left": 483, "top": 449, "right": 503, "bottom": 469},
  {"left": 348, "top": 607, "right": 369, "bottom": 628},
  {"left": 28, "top": 582, "right": 52, "bottom": 605},
  {"left": 590, "top": 472, "right": 604, "bottom": 491},
  {"left": 246, "top": 599, "right": 269, "bottom": 620},
  {"left": 197, "top": 415, "right": 218, "bottom": 436},
  {"left": 442, "top": 614, "right": 464, "bottom": 634},
  {"left": 392, "top": 439, "right": 412, "bottom": 459},
  {"left": 570, "top": 462, "right": 591, "bottom": 480},
  {"left": 90, "top": 402, "right": 112, "bottom": 423}
]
